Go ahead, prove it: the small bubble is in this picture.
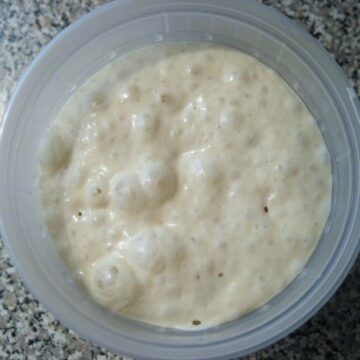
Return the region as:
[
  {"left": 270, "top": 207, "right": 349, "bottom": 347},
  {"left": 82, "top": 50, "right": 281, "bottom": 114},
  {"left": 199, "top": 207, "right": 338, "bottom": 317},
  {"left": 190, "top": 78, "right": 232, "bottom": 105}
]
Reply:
[
  {"left": 159, "top": 93, "right": 172, "bottom": 104},
  {"left": 110, "top": 266, "right": 119, "bottom": 276},
  {"left": 259, "top": 98, "right": 267, "bottom": 107},
  {"left": 186, "top": 64, "right": 202, "bottom": 75}
]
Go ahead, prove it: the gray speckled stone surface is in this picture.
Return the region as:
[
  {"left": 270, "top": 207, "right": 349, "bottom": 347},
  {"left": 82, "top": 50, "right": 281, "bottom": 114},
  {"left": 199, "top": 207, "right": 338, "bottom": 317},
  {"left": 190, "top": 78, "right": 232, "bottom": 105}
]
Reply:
[{"left": 0, "top": 0, "right": 359, "bottom": 359}]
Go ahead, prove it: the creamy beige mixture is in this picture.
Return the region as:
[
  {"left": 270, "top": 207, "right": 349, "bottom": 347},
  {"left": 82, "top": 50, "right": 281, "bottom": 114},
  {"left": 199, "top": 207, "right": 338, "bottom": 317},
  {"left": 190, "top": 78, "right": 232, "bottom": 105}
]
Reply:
[{"left": 38, "top": 43, "right": 331, "bottom": 329}]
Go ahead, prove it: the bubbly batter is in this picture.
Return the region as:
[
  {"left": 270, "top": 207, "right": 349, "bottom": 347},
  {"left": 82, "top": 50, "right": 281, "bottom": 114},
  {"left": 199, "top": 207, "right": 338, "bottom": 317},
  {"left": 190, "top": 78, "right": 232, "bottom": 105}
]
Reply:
[{"left": 38, "top": 43, "right": 331, "bottom": 329}]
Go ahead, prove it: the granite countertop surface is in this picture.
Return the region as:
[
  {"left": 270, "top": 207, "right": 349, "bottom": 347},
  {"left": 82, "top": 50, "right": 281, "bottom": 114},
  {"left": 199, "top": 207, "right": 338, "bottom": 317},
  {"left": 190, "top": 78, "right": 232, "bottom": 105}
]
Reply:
[{"left": 0, "top": 0, "right": 359, "bottom": 359}]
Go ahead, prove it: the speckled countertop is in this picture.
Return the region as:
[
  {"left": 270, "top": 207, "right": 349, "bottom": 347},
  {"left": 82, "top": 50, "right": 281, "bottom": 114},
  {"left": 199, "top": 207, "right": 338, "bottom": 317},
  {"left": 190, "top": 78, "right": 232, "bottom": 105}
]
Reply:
[{"left": 0, "top": 0, "right": 359, "bottom": 359}]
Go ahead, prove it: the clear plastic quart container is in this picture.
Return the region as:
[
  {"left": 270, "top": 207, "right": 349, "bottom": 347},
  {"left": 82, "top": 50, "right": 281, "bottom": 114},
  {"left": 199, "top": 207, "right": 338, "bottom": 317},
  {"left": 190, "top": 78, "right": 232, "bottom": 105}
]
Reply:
[{"left": 0, "top": 1, "right": 359, "bottom": 359}]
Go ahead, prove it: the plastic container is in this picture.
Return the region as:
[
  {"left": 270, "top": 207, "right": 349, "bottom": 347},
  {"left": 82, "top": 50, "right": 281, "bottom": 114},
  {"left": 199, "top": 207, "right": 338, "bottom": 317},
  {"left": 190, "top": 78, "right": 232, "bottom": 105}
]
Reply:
[{"left": 0, "top": 1, "right": 359, "bottom": 359}]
